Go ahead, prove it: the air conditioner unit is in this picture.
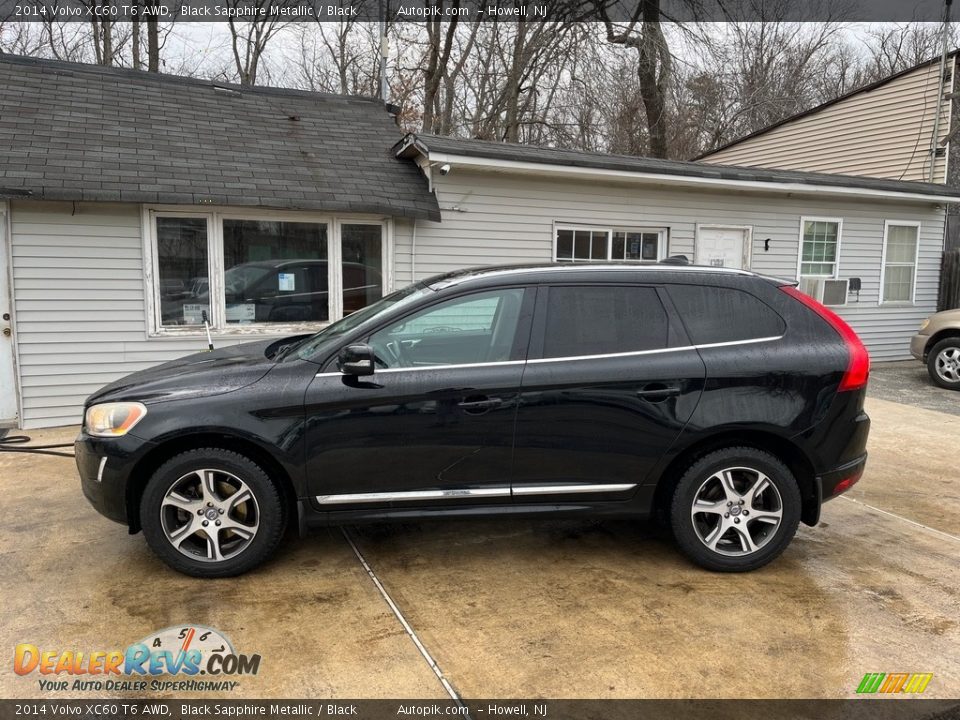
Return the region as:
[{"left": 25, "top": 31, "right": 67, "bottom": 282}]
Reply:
[{"left": 799, "top": 277, "right": 848, "bottom": 307}]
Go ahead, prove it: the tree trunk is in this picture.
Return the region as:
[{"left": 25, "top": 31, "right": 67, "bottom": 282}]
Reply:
[
  {"left": 636, "top": 14, "right": 670, "bottom": 158},
  {"left": 147, "top": 17, "right": 159, "bottom": 71},
  {"left": 503, "top": 22, "right": 528, "bottom": 143},
  {"left": 132, "top": 17, "right": 141, "bottom": 69}
]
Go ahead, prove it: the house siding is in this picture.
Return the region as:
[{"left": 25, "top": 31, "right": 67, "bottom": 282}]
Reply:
[
  {"left": 11, "top": 201, "right": 286, "bottom": 428},
  {"left": 414, "top": 169, "right": 943, "bottom": 361},
  {"left": 10, "top": 176, "right": 946, "bottom": 428},
  {"left": 701, "top": 60, "right": 954, "bottom": 184}
]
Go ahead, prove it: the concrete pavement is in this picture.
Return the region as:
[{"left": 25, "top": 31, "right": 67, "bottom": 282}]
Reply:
[{"left": 0, "top": 395, "right": 957, "bottom": 700}]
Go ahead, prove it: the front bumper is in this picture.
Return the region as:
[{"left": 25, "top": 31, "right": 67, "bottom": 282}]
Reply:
[
  {"left": 910, "top": 333, "right": 929, "bottom": 361},
  {"left": 75, "top": 431, "right": 155, "bottom": 527}
]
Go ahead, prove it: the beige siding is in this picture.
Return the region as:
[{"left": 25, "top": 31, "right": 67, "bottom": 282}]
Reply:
[
  {"left": 414, "top": 169, "right": 943, "bottom": 361},
  {"left": 702, "top": 61, "right": 953, "bottom": 183}
]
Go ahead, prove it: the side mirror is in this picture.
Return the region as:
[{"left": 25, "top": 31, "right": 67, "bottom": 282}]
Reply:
[{"left": 339, "top": 343, "right": 375, "bottom": 376}]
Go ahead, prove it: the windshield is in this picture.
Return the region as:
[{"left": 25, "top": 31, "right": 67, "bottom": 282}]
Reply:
[
  {"left": 294, "top": 283, "right": 434, "bottom": 360},
  {"left": 223, "top": 265, "right": 273, "bottom": 297}
]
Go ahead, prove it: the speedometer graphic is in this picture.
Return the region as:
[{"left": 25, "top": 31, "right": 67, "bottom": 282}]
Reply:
[{"left": 135, "top": 624, "right": 234, "bottom": 666}]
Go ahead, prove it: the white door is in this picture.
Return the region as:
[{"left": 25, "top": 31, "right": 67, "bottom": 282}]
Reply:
[
  {"left": 695, "top": 226, "right": 751, "bottom": 269},
  {"left": 0, "top": 204, "right": 18, "bottom": 427}
]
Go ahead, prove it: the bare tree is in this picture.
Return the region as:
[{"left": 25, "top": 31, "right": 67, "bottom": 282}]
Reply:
[
  {"left": 227, "top": 0, "right": 294, "bottom": 85},
  {"left": 598, "top": 0, "right": 673, "bottom": 158},
  {"left": 860, "top": 23, "right": 952, "bottom": 81}
]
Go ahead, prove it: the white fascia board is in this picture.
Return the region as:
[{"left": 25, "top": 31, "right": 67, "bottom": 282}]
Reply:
[{"left": 426, "top": 152, "right": 960, "bottom": 205}]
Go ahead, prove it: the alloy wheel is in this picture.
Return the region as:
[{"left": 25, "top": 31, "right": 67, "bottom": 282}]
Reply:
[
  {"left": 935, "top": 347, "right": 960, "bottom": 384},
  {"left": 160, "top": 469, "right": 260, "bottom": 563},
  {"left": 690, "top": 466, "right": 783, "bottom": 556}
]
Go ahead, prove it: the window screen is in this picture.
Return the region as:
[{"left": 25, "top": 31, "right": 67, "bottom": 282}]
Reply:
[
  {"left": 667, "top": 285, "right": 785, "bottom": 345},
  {"left": 543, "top": 286, "right": 668, "bottom": 358}
]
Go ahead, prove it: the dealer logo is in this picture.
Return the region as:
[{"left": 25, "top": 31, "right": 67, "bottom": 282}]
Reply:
[{"left": 13, "top": 624, "right": 260, "bottom": 692}]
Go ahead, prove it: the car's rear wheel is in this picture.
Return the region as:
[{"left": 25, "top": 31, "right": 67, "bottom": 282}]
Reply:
[
  {"left": 140, "top": 448, "right": 285, "bottom": 578},
  {"left": 670, "top": 447, "right": 801, "bottom": 572},
  {"left": 927, "top": 338, "right": 960, "bottom": 390}
]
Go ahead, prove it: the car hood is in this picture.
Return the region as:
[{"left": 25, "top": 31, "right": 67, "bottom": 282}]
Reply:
[
  {"left": 85, "top": 339, "right": 281, "bottom": 406},
  {"left": 929, "top": 308, "right": 960, "bottom": 327}
]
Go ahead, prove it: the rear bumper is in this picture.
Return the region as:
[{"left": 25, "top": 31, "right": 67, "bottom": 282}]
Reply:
[
  {"left": 910, "top": 333, "right": 929, "bottom": 361},
  {"left": 819, "top": 453, "right": 867, "bottom": 502}
]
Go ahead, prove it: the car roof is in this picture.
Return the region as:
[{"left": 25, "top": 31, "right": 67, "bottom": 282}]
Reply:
[{"left": 425, "top": 262, "right": 779, "bottom": 290}]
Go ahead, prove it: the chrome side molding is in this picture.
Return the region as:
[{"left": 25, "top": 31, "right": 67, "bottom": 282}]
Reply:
[{"left": 315, "top": 482, "right": 636, "bottom": 505}]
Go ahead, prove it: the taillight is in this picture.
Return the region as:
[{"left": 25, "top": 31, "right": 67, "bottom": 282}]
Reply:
[{"left": 781, "top": 285, "right": 870, "bottom": 391}]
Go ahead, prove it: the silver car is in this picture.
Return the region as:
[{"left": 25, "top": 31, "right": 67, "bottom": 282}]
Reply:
[{"left": 910, "top": 309, "right": 960, "bottom": 389}]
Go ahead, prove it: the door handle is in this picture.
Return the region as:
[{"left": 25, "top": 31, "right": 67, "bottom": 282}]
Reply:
[
  {"left": 457, "top": 397, "right": 503, "bottom": 412},
  {"left": 636, "top": 383, "right": 681, "bottom": 401}
]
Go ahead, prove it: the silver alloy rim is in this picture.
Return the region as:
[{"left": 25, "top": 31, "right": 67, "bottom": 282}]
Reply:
[
  {"left": 690, "top": 466, "right": 783, "bottom": 557},
  {"left": 160, "top": 469, "right": 259, "bottom": 563},
  {"left": 935, "top": 347, "right": 960, "bottom": 384}
]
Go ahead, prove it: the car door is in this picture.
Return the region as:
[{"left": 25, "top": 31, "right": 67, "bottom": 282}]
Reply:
[
  {"left": 511, "top": 283, "right": 705, "bottom": 501},
  {"left": 303, "top": 285, "right": 534, "bottom": 509}
]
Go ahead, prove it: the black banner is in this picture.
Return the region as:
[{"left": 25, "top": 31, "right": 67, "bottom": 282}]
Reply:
[
  {"left": 0, "top": 700, "right": 959, "bottom": 720},
  {"left": 0, "top": 0, "right": 954, "bottom": 23}
]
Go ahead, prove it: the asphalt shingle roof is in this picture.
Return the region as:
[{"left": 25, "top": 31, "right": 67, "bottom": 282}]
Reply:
[
  {"left": 400, "top": 133, "right": 960, "bottom": 200},
  {"left": 0, "top": 54, "right": 440, "bottom": 220}
]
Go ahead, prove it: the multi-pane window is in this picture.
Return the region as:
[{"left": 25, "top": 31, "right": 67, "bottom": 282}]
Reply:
[
  {"left": 152, "top": 213, "right": 385, "bottom": 333},
  {"left": 882, "top": 223, "right": 919, "bottom": 303},
  {"left": 800, "top": 219, "right": 841, "bottom": 277},
  {"left": 555, "top": 226, "right": 665, "bottom": 262}
]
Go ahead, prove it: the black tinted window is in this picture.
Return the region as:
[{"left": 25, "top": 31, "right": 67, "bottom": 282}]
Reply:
[
  {"left": 667, "top": 285, "right": 785, "bottom": 344},
  {"left": 543, "top": 286, "right": 668, "bottom": 358}
]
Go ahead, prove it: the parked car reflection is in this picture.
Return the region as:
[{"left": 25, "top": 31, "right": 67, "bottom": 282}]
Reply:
[{"left": 160, "top": 259, "right": 382, "bottom": 325}]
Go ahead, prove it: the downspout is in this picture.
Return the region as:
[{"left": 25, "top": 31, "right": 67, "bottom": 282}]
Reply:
[
  {"left": 411, "top": 217, "right": 417, "bottom": 283},
  {"left": 929, "top": 0, "right": 953, "bottom": 182}
]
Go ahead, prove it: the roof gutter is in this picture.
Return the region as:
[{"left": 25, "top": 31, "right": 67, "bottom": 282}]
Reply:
[{"left": 421, "top": 152, "right": 960, "bottom": 205}]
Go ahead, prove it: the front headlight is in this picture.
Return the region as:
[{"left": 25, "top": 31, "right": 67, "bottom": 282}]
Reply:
[
  {"left": 85, "top": 402, "right": 147, "bottom": 437},
  {"left": 919, "top": 318, "right": 931, "bottom": 332}
]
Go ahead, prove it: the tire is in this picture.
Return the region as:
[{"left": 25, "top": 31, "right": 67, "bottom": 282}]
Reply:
[
  {"left": 140, "top": 448, "right": 286, "bottom": 578},
  {"left": 670, "top": 447, "right": 801, "bottom": 572},
  {"left": 926, "top": 338, "right": 960, "bottom": 390}
]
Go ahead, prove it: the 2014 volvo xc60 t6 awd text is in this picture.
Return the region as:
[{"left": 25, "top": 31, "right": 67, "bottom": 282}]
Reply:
[{"left": 76, "top": 263, "right": 871, "bottom": 577}]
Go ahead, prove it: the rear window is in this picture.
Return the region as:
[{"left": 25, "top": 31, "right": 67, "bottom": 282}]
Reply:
[
  {"left": 667, "top": 284, "right": 785, "bottom": 345},
  {"left": 543, "top": 285, "right": 668, "bottom": 358}
]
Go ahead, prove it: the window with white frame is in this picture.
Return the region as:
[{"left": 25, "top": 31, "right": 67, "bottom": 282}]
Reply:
[
  {"left": 152, "top": 212, "right": 386, "bottom": 333},
  {"left": 555, "top": 226, "right": 666, "bottom": 263},
  {"left": 881, "top": 222, "right": 920, "bottom": 304},
  {"left": 800, "top": 218, "right": 841, "bottom": 277}
]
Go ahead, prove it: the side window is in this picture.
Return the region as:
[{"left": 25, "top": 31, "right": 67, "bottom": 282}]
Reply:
[
  {"left": 667, "top": 285, "right": 785, "bottom": 345},
  {"left": 542, "top": 285, "right": 668, "bottom": 358},
  {"left": 369, "top": 288, "right": 526, "bottom": 368}
]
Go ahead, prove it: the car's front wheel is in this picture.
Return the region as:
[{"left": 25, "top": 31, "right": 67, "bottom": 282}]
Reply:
[
  {"left": 140, "top": 448, "right": 286, "bottom": 578},
  {"left": 927, "top": 338, "right": 960, "bottom": 390},
  {"left": 670, "top": 447, "right": 801, "bottom": 572}
]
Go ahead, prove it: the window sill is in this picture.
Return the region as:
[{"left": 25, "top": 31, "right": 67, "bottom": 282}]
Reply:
[
  {"left": 878, "top": 302, "right": 916, "bottom": 308},
  {"left": 149, "top": 323, "right": 327, "bottom": 340}
]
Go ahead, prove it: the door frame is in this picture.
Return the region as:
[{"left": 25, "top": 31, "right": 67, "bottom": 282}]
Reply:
[
  {"left": 694, "top": 224, "right": 753, "bottom": 270},
  {"left": 0, "top": 200, "right": 21, "bottom": 428}
]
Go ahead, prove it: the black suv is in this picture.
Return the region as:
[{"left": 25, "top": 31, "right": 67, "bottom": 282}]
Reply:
[{"left": 76, "top": 264, "right": 870, "bottom": 577}]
